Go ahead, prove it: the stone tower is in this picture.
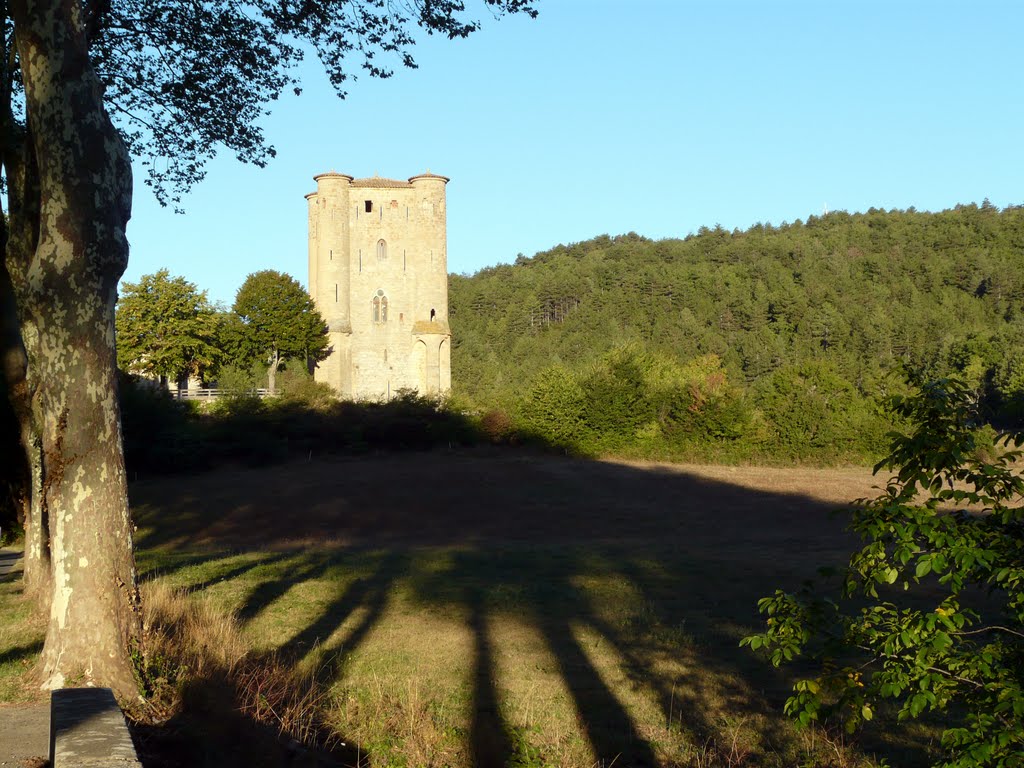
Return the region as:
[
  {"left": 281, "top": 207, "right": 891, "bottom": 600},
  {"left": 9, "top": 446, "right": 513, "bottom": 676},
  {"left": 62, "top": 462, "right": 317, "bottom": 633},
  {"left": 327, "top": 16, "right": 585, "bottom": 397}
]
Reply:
[{"left": 306, "top": 171, "right": 451, "bottom": 399}]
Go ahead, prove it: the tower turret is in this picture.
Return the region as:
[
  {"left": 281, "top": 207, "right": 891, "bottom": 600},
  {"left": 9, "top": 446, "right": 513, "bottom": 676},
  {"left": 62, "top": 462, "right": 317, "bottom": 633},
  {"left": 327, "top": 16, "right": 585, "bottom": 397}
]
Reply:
[{"left": 307, "top": 170, "right": 451, "bottom": 399}]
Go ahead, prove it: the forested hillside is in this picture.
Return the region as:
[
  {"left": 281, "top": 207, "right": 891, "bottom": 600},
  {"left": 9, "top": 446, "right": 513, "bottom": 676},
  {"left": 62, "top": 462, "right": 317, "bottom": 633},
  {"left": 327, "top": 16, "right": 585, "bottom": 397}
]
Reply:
[{"left": 450, "top": 202, "right": 1024, "bottom": 461}]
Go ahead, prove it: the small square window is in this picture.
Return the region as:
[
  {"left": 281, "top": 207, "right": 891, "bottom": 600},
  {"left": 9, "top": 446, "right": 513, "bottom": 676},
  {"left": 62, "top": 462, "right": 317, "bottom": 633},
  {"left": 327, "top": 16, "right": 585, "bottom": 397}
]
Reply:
[{"left": 364, "top": 200, "right": 373, "bottom": 213}]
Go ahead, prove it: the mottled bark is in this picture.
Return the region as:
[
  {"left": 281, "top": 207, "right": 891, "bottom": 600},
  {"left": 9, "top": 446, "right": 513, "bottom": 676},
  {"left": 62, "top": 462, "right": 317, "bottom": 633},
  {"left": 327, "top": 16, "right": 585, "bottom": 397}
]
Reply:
[
  {"left": 10, "top": 0, "right": 139, "bottom": 696},
  {"left": 2, "top": 124, "right": 50, "bottom": 605}
]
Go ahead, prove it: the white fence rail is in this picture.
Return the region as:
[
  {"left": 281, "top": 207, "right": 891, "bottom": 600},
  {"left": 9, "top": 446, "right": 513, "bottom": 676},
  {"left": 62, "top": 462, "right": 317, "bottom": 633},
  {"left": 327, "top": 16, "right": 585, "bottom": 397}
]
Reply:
[{"left": 170, "top": 388, "right": 272, "bottom": 400}]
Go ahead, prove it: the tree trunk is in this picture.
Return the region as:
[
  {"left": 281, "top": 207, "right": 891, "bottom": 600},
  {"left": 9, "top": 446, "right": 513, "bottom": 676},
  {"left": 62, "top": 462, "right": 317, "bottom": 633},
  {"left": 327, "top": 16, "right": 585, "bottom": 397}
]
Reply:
[
  {"left": 0, "top": 254, "right": 31, "bottom": 540},
  {"left": 11, "top": 0, "right": 140, "bottom": 697},
  {"left": 3, "top": 123, "right": 51, "bottom": 606},
  {"left": 268, "top": 348, "right": 280, "bottom": 395}
]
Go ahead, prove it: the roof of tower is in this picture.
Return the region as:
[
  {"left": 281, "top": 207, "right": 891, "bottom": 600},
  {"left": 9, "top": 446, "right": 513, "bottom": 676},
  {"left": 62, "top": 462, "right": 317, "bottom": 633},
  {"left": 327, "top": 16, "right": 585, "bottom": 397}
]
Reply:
[
  {"left": 312, "top": 171, "right": 354, "bottom": 182},
  {"left": 350, "top": 177, "right": 413, "bottom": 188},
  {"left": 409, "top": 172, "right": 450, "bottom": 183}
]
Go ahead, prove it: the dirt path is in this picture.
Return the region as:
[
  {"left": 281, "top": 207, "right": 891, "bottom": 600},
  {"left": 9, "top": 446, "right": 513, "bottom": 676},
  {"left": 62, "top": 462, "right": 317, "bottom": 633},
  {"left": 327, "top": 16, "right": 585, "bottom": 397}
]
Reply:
[{"left": 0, "top": 549, "right": 22, "bottom": 580}]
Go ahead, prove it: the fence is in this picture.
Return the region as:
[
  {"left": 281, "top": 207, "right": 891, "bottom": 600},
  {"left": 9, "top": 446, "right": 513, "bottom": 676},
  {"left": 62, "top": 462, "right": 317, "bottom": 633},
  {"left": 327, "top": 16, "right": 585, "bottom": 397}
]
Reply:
[{"left": 170, "top": 388, "right": 272, "bottom": 400}]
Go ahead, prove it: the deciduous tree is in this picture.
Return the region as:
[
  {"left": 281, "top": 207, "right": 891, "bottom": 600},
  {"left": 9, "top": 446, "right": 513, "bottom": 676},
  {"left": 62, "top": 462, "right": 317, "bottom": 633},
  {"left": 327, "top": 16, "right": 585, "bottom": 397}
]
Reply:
[
  {"left": 0, "top": 0, "right": 536, "bottom": 696},
  {"left": 230, "top": 270, "right": 329, "bottom": 395},
  {"left": 115, "top": 269, "right": 222, "bottom": 385}
]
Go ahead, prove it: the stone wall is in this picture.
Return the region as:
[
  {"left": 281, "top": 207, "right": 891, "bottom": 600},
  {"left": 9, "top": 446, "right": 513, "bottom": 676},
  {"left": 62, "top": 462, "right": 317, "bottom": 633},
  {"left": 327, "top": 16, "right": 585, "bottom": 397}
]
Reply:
[{"left": 307, "top": 172, "right": 452, "bottom": 399}]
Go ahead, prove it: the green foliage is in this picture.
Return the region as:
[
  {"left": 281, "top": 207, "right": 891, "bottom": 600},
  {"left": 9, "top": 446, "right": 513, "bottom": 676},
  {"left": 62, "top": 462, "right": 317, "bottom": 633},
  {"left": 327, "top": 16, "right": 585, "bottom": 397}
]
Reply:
[
  {"left": 579, "top": 347, "right": 658, "bottom": 450},
  {"left": 451, "top": 206, "right": 1024, "bottom": 460},
  {"left": 119, "top": 386, "right": 482, "bottom": 476},
  {"left": 274, "top": 366, "right": 336, "bottom": 409},
  {"left": 116, "top": 269, "right": 223, "bottom": 383},
  {"left": 515, "top": 365, "right": 586, "bottom": 448},
  {"left": 119, "top": 373, "right": 210, "bottom": 472},
  {"left": 516, "top": 347, "right": 752, "bottom": 457},
  {"left": 0, "top": 370, "right": 25, "bottom": 543},
  {"left": 755, "top": 361, "right": 892, "bottom": 460},
  {"left": 743, "top": 380, "right": 1024, "bottom": 767},
  {"left": 229, "top": 270, "right": 330, "bottom": 380},
  {"left": 213, "top": 361, "right": 266, "bottom": 395}
]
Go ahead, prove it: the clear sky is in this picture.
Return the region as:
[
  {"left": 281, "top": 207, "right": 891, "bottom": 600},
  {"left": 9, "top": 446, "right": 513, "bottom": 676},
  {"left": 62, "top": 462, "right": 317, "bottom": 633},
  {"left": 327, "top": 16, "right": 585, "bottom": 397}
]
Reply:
[{"left": 121, "top": 0, "right": 1024, "bottom": 307}]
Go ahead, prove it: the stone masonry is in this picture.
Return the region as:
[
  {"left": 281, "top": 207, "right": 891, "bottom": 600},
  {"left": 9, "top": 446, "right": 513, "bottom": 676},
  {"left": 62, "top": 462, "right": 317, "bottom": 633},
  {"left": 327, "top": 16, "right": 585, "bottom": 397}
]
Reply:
[{"left": 306, "top": 171, "right": 452, "bottom": 400}]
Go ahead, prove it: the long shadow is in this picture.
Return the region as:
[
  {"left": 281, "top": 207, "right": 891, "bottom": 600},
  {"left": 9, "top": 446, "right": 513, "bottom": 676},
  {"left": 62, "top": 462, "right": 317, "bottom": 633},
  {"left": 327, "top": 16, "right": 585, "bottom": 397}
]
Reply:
[
  {"left": 132, "top": 448, "right": 938, "bottom": 766},
  {"left": 235, "top": 550, "right": 337, "bottom": 624},
  {"left": 0, "top": 639, "right": 43, "bottom": 667},
  {"left": 467, "top": 585, "right": 516, "bottom": 768},
  {"left": 606, "top": 551, "right": 807, "bottom": 759},
  {"left": 280, "top": 550, "right": 405, "bottom": 668},
  {"left": 535, "top": 607, "right": 658, "bottom": 768},
  {"left": 136, "top": 550, "right": 295, "bottom": 595}
]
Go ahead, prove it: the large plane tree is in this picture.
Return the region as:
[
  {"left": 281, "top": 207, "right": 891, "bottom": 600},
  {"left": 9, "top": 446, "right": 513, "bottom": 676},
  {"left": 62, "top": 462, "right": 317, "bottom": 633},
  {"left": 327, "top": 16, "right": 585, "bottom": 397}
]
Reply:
[{"left": 0, "top": 0, "right": 536, "bottom": 697}]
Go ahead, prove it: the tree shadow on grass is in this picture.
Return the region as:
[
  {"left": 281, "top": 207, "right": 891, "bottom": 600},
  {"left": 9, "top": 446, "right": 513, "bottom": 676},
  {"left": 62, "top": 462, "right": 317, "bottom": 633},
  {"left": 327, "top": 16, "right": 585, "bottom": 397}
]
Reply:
[
  {"left": 130, "top": 451, "right": 936, "bottom": 767},
  {"left": 278, "top": 550, "right": 406, "bottom": 666},
  {"left": 0, "top": 638, "right": 43, "bottom": 668}
]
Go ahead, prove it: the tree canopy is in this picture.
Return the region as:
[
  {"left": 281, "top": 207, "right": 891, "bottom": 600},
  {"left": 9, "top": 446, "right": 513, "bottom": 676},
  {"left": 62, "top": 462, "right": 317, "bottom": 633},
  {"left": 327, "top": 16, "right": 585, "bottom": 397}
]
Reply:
[
  {"left": 230, "top": 270, "right": 330, "bottom": 392},
  {"left": 450, "top": 204, "right": 1024, "bottom": 460},
  {"left": 85, "top": 0, "right": 538, "bottom": 206},
  {"left": 115, "top": 269, "right": 222, "bottom": 384}
]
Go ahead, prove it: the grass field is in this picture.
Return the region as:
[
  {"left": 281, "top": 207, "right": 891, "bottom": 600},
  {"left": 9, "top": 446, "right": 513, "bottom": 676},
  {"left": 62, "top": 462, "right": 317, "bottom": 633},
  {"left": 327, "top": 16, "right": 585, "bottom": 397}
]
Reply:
[{"left": 1, "top": 451, "right": 943, "bottom": 767}]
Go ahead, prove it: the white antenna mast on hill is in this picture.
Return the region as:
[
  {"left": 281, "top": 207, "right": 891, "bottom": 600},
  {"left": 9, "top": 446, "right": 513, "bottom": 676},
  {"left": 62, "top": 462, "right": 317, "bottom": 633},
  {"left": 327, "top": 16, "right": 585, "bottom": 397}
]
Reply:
[{"left": 823, "top": 202, "right": 828, "bottom": 216}]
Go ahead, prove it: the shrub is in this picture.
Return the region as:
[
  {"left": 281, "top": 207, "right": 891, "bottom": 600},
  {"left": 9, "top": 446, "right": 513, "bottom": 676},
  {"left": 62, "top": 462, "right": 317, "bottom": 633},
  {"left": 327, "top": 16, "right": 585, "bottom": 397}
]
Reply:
[
  {"left": 744, "top": 379, "right": 1024, "bottom": 767},
  {"left": 478, "top": 408, "right": 514, "bottom": 444}
]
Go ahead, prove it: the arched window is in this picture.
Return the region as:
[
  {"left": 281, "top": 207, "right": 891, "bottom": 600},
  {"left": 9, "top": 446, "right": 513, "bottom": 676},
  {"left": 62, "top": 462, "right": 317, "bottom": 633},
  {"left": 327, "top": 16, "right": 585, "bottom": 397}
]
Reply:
[
  {"left": 377, "top": 239, "right": 387, "bottom": 261},
  {"left": 372, "top": 289, "right": 388, "bottom": 323}
]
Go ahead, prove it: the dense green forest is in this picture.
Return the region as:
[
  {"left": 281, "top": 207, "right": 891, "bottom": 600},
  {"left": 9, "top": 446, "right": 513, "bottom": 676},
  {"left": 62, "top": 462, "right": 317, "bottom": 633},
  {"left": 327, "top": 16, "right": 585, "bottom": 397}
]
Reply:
[{"left": 450, "top": 202, "right": 1024, "bottom": 461}]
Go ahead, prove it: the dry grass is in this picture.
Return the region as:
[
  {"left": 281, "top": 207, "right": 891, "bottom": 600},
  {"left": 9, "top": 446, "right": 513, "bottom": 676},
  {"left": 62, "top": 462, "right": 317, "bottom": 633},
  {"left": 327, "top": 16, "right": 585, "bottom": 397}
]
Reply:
[
  {"left": 0, "top": 452, "right": 930, "bottom": 767},
  {"left": 130, "top": 581, "right": 347, "bottom": 765},
  {"left": 125, "top": 452, "right": 912, "bottom": 767}
]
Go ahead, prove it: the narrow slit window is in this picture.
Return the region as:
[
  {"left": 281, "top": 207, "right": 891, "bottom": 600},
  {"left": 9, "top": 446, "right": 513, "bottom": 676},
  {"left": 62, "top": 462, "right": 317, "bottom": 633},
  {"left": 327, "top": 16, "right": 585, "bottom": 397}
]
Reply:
[{"left": 335, "top": 284, "right": 338, "bottom": 302}]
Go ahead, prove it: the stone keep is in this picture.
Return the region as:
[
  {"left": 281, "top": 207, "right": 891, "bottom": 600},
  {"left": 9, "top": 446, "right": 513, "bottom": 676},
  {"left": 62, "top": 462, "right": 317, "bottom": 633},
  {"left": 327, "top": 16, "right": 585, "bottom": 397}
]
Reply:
[{"left": 306, "top": 171, "right": 451, "bottom": 399}]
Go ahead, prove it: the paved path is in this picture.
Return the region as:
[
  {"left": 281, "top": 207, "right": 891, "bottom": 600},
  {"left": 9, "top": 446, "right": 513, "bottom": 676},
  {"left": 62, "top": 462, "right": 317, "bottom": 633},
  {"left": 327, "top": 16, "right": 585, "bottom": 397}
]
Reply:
[
  {"left": 0, "top": 547, "right": 48, "bottom": 767},
  {"left": 0, "top": 547, "right": 22, "bottom": 580},
  {"left": 0, "top": 703, "right": 49, "bottom": 767}
]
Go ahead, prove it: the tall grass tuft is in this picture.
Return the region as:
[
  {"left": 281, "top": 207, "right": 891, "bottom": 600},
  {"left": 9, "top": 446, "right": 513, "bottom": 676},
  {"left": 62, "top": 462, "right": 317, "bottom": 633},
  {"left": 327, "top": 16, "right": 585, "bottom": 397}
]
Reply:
[{"left": 131, "top": 582, "right": 345, "bottom": 764}]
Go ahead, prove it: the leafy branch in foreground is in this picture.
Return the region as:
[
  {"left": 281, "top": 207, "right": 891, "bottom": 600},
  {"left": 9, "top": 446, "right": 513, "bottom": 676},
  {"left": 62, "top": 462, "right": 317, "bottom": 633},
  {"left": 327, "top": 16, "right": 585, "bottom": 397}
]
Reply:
[{"left": 743, "top": 379, "right": 1024, "bottom": 768}]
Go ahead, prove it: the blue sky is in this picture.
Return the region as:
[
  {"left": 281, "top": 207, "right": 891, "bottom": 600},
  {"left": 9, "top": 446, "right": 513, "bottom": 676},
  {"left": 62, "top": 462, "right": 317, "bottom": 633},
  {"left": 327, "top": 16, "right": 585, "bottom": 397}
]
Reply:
[{"left": 122, "top": 1, "right": 1024, "bottom": 307}]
